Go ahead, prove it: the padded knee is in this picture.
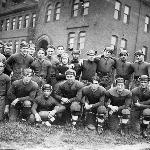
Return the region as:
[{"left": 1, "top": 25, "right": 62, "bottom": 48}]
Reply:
[
  {"left": 97, "top": 106, "right": 107, "bottom": 115},
  {"left": 70, "top": 102, "right": 81, "bottom": 113},
  {"left": 28, "top": 114, "right": 36, "bottom": 124},
  {"left": 142, "top": 109, "right": 150, "bottom": 125},
  {"left": 23, "top": 100, "right": 31, "bottom": 107}
]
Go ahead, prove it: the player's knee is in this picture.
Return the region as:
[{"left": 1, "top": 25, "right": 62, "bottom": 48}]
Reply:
[
  {"left": 70, "top": 102, "right": 81, "bottom": 112},
  {"left": 23, "top": 100, "right": 31, "bottom": 107}
]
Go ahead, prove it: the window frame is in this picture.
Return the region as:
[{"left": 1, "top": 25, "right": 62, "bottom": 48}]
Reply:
[
  {"left": 144, "top": 15, "right": 150, "bottom": 33},
  {"left": 24, "top": 15, "right": 30, "bottom": 28},
  {"left": 114, "top": 0, "right": 121, "bottom": 20},
  {"left": 120, "top": 38, "right": 127, "bottom": 49},
  {"left": 54, "top": 2, "right": 61, "bottom": 21},
  {"left": 77, "top": 31, "right": 86, "bottom": 50},
  {"left": 5, "top": 18, "right": 10, "bottom": 31},
  {"left": 67, "top": 32, "right": 76, "bottom": 50},
  {"left": 17, "top": 16, "right": 22, "bottom": 29},
  {"left": 123, "top": 5, "right": 131, "bottom": 24},
  {"left": 142, "top": 46, "right": 148, "bottom": 61},
  {"left": 45, "top": 4, "right": 52, "bottom": 22},
  {"left": 82, "top": 0, "right": 90, "bottom": 16}
]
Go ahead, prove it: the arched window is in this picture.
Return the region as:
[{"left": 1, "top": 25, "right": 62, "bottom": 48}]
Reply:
[
  {"left": 54, "top": 2, "right": 61, "bottom": 21},
  {"left": 45, "top": 4, "right": 52, "bottom": 22}
]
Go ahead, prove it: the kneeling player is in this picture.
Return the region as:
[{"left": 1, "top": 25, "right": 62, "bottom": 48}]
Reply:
[
  {"left": 105, "top": 77, "right": 132, "bottom": 134},
  {"left": 29, "top": 84, "right": 65, "bottom": 126},
  {"left": 54, "top": 69, "right": 84, "bottom": 127},
  {"left": 131, "top": 75, "right": 150, "bottom": 138},
  {"left": 79, "top": 75, "right": 107, "bottom": 133}
]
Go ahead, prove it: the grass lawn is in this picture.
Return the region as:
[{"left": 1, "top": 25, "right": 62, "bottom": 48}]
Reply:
[{"left": 0, "top": 121, "right": 150, "bottom": 150}]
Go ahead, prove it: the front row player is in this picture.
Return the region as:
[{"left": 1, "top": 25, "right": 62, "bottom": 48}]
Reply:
[
  {"left": 8, "top": 68, "right": 39, "bottom": 122},
  {"left": 29, "top": 84, "right": 65, "bottom": 126},
  {"left": 105, "top": 77, "right": 132, "bottom": 132},
  {"left": 79, "top": 75, "right": 107, "bottom": 132},
  {"left": 131, "top": 75, "right": 150, "bottom": 138},
  {"left": 54, "top": 69, "right": 84, "bottom": 127}
]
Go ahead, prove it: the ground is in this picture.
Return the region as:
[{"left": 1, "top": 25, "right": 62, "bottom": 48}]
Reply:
[{"left": 0, "top": 122, "right": 150, "bottom": 150}]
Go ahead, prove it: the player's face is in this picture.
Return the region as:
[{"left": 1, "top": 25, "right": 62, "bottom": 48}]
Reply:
[
  {"left": 57, "top": 46, "right": 64, "bottom": 55},
  {"left": 23, "top": 73, "right": 32, "bottom": 84},
  {"left": 47, "top": 48, "right": 54, "bottom": 56},
  {"left": 91, "top": 80, "right": 99, "bottom": 89},
  {"left": 44, "top": 90, "right": 52, "bottom": 97},
  {"left": 72, "top": 53, "right": 79, "bottom": 60},
  {"left": 140, "top": 81, "right": 148, "bottom": 89},
  {"left": 61, "top": 57, "right": 68, "bottom": 64},
  {"left": 29, "top": 48, "right": 35, "bottom": 56},
  {"left": 20, "top": 47, "right": 28, "bottom": 56},
  {"left": 88, "top": 55, "right": 95, "bottom": 61},
  {"left": 104, "top": 50, "right": 111, "bottom": 57},
  {"left": 136, "top": 54, "right": 144, "bottom": 62},
  {"left": 66, "top": 74, "right": 75, "bottom": 83},
  {"left": 120, "top": 53, "right": 127, "bottom": 61},
  {"left": 37, "top": 50, "right": 45, "bottom": 59},
  {"left": 116, "top": 83, "right": 125, "bottom": 92},
  {"left": 4, "top": 47, "right": 12, "bottom": 55}
]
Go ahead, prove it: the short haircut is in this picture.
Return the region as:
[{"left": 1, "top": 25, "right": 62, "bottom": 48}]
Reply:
[
  {"left": 47, "top": 45, "right": 55, "bottom": 50},
  {"left": 57, "top": 45, "right": 64, "bottom": 49}
]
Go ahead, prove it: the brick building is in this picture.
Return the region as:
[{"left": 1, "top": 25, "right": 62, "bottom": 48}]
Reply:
[
  {"left": 0, "top": 0, "right": 150, "bottom": 61},
  {"left": 0, "top": 0, "right": 38, "bottom": 53}
]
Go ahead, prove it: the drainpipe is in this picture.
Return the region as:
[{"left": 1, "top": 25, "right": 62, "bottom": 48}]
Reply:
[{"left": 134, "top": 0, "right": 142, "bottom": 61}]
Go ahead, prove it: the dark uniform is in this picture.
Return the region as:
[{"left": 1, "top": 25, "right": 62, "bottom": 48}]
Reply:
[
  {"left": 54, "top": 76, "right": 84, "bottom": 124},
  {"left": 30, "top": 90, "right": 65, "bottom": 123},
  {"left": 8, "top": 79, "right": 38, "bottom": 121},
  {"left": 105, "top": 87, "right": 131, "bottom": 131},
  {"left": 31, "top": 58, "right": 51, "bottom": 80},
  {"left": 6, "top": 53, "right": 34, "bottom": 82},
  {"left": 95, "top": 55, "right": 115, "bottom": 90},
  {"left": 130, "top": 50, "right": 150, "bottom": 89},
  {"left": 45, "top": 55, "right": 59, "bottom": 87},
  {"left": 80, "top": 83, "right": 106, "bottom": 130},
  {"left": 115, "top": 58, "right": 132, "bottom": 89},
  {"left": 0, "top": 73, "right": 11, "bottom": 120},
  {"left": 131, "top": 75, "right": 150, "bottom": 137}
]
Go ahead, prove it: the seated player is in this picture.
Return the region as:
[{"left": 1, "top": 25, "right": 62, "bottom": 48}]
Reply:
[{"left": 29, "top": 84, "right": 65, "bottom": 126}]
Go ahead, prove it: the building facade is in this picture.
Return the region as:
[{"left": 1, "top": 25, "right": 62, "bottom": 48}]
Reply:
[
  {"left": 0, "top": 0, "right": 150, "bottom": 61},
  {"left": 0, "top": 0, "right": 38, "bottom": 53}
]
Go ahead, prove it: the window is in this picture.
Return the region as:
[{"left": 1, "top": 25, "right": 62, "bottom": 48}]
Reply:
[
  {"left": 142, "top": 46, "right": 148, "bottom": 61},
  {"left": 14, "top": 41, "right": 19, "bottom": 53},
  {"left": 82, "top": 1, "right": 90, "bottom": 16},
  {"left": 114, "top": 1, "right": 121, "bottom": 20},
  {"left": 144, "top": 16, "right": 150, "bottom": 33},
  {"left": 123, "top": 5, "right": 130, "bottom": 24},
  {"left": 32, "top": 14, "right": 36, "bottom": 27},
  {"left": 46, "top": 5, "right": 52, "bottom": 22},
  {"left": 77, "top": 31, "right": 86, "bottom": 50},
  {"left": 17, "top": 16, "right": 22, "bottom": 29},
  {"left": 11, "top": 18, "right": 16, "bottom": 30},
  {"left": 120, "top": 38, "right": 127, "bottom": 49},
  {"left": 0, "top": 20, "right": 4, "bottom": 31},
  {"left": 5, "top": 19, "right": 9, "bottom": 31},
  {"left": 24, "top": 15, "right": 29, "bottom": 28},
  {"left": 54, "top": 2, "right": 61, "bottom": 20},
  {"left": 67, "top": 32, "right": 75, "bottom": 50},
  {"left": 72, "top": 0, "right": 79, "bottom": 17},
  {"left": 2, "top": 0, "right": 7, "bottom": 7},
  {"left": 111, "top": 35, "right": 118, "bottom": 47}
]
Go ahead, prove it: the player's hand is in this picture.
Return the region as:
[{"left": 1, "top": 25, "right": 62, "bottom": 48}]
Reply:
[
  {"left": 85, "top": 103, "right": 92, "bottom": 110},
  {"left": 35, "top": 113, "right": 41, "bottom": 122},
  {"left": 135, "top": 102, "right": 141, "bottom": 107},
  {"left": 4, "top": 105, "right": 9, "bottom": 114},
  {"left": 61, "top": 98, "right": 70, "bottom": 103},
  {"left": 11, "top": 98, "right": 19, "bottom": 106}
]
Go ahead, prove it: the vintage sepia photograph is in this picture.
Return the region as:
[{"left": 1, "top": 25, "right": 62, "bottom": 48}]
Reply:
[{"left": 0, "top": 0, "right": 150, "bottom": 149}]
